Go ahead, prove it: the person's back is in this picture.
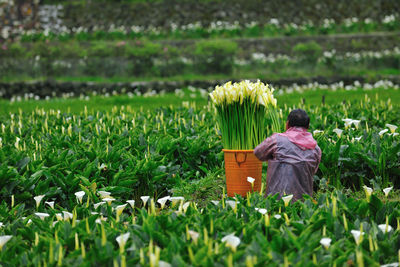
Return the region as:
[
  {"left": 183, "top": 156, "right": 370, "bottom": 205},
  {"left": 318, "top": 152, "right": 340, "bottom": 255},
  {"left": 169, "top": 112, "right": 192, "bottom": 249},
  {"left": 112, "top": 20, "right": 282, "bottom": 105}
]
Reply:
[{"left": 254, "top": 109, "right": 321, "bottom": 201}]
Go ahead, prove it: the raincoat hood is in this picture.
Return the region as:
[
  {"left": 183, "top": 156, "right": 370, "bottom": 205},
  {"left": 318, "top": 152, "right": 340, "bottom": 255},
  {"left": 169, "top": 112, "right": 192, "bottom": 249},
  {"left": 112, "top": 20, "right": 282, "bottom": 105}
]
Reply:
[{"left": 279, "top": 127, "right": 317, "bottom": 150}]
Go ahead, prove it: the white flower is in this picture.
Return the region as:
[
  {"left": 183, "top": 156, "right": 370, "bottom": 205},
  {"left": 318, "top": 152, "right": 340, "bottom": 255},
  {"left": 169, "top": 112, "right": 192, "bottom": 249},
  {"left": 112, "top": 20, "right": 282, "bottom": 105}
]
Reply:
[
  {"left": 342, "top": 118, "right": 353, "bottom": 128},
  {"left": 34, "top": 212, "right": 50, "bottom": 220},
  {"left": 97, "top": 191, "right": 111, "bottom": 198},
  {"left": 354, "top": 136, "right": 362, "bottom": 141},
  {"left": 211, "top": 200, "right": 219, "bottom": 206},
  {"left": 170, "top": 197, "right": 184, "bottom": 206},
  {"left": 62, "top": 211, "right": 73, "bottom": 221},
  {"left": 274, "top": 214, "right": 282, "bottom": 219},
  {"left": 389, "top": 133, "right": 399, "bottom": 137},
  {"left": 126, "top": 200, "right": 135, "bottom": 209},
  {"left": 383, "top": 187, "right": 393, "bottom": 197},
  {"left": 34, "top": 195, "right": 45, "bottom": 208},
  {"left": 158, "top": 261, "right": 172, "bottom": 267},
  {"left": 379, "top": 129, "right": 388, "bottom": 137},
  {"left": 116, "top": 233, "right": 130, "bottom": 251},
  {"left": 188, "top": 230, "right": 199, "bottom": 243},
  {"left": 385, "top": 124, "right": 398, "bottom": 133},
  {"left": 103, "top": 198, "right": 115, "bottom": 205},
  {"left": 256, "top": 208, "right": 268, "bottom": 215},
  {"left": 221, "top": 234, "right": 241, "bottom": 251},
  {"left": 157, "top": 196, "right": 171, "bottom": 209},
  {"left": 363, "top": 185, "right": 373, "bottom": 199},
  {"left": 247, "top": 177, "right": 255, "bottom": 185},
  {"left": 0, "top": 235, "right": 12, "bottom": 250},
  {"left": 380, "top": 263, "right": 400, "bottom": 267},
  {"left": 94, "top": 202, "right": 106, "bottom": 209},
  {"left": 141, "top": 196, "right": 150, "bottom": 207},
  {"left": 282, "top": 195, "right": 293, "bottom": 207},
  {"left": 74, "top": 191, "right": 85, "bottom": 204},
  {"left": 95, "top": 217, "right": 107, "bottom": 224},
  {"left": 352, "top": 120, "right": 361, "bottom": 129},
  {"left": 115, "top": 204, "right": 127, "bottom": 217},
  {"left": 183, "top": 202, "right": 191, "bottom": 213},
  {"left": 45, "top": 201, "right": 55, "bottom": 209},
  {"left": 320, "top": 237, "right": 332, "bottom": 249},
  {"left": 333, "top": 128, "right": 343, "bottom": 138},
  {"left": 313, "top": 130, "right": 323, "bottom": 135},
  {"left": 226, "top": 200, "right": 237, "bottom": 210},
  {"left": 378, "top": 224, "right": 393, "bottom": 233},
  {"left": 351, "top": 230, "right": 364, "bottom": 245},
  {"left": 55, "top": 213, "right": 63, "bottom": 221}
]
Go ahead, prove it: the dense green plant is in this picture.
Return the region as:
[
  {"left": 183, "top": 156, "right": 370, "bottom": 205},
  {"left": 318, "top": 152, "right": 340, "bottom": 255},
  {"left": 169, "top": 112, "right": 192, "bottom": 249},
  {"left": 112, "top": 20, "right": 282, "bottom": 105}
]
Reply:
[
  {"left": 126, "top": 41, "right": 162, "bottom": 75},
  {"left": 194, "top": 39, "right": 238, "bottom": 74},
  {"left": 0, "top": 188, "right": 398, "bottom": 266},
  {"left": 292, "top": 41, "right": 323, "bottom": 67}
]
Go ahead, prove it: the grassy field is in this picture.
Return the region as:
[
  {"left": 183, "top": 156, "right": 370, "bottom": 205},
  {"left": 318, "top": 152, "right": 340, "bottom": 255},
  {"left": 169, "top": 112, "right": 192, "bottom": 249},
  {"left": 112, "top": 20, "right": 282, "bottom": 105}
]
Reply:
[{"left": 1, "top": 86, "right": 399, "bottom": 115}]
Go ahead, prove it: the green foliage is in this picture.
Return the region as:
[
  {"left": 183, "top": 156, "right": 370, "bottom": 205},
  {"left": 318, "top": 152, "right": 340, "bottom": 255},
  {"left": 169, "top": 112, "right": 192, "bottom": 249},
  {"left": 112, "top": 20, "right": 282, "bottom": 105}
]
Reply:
[
  {"left": 126, "top": 41, "right": 162, "bottom": 75},
  {"left": 292, "top": 41, "right": 323, "bottom": 67},
  {"left": 194, "top": 39, "right": 238, "bottom": 74},
  {"left": 0, "top": 190, "right": 399, "bottom": 265}
]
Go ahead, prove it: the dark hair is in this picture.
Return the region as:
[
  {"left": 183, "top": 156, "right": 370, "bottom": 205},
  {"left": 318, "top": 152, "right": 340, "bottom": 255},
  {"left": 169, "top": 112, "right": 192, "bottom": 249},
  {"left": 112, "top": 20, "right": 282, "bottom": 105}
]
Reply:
[{"left": 287, "top": 109, "right": 310, "bottom": 128}]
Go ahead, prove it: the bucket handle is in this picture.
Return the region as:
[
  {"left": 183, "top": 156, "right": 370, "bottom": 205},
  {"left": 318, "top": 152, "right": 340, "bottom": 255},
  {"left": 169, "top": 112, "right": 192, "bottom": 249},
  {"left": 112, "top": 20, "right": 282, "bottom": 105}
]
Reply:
[{"left": 234, "top": 152, "right": 247, "bottom": 167}]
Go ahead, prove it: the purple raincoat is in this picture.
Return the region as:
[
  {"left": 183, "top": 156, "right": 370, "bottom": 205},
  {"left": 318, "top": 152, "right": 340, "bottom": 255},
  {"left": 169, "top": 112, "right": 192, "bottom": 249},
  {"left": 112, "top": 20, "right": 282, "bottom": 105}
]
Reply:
[{"left": 254, "top": 127, "right": 321, "bottom": 201}]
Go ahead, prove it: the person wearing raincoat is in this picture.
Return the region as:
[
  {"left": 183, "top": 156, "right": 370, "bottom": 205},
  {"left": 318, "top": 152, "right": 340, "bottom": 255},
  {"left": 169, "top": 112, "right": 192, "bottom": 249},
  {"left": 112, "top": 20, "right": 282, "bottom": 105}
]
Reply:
[{"left": 254, "top": 109, "right": 321, "bottom": 201}]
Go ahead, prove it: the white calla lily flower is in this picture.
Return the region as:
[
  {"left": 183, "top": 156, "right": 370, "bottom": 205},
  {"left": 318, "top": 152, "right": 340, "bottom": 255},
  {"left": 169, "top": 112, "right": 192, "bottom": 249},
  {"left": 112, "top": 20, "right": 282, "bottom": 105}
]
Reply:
[
  {"left": 97, "top": 191, "right": 111, "bottom": 198},
  {"left": 45, "top": 201, "right": 55, "bottom": 209},
  {"left": 226, "top": 200, "right": 237, "bottom": 210},
  {"left": 379, "top": 129, "right": 388, "bottom": 137},
  {"left": 333, "top": 128, "right": 343, "bottom": 138},
  {"left": 34, "top": 195, "right": 45, "bottom": 208},
  {"left": 170, "top": 197, "right": 184, "bottom": 206},
  {"left": 103, "top": 198, "right": 115, "bottom": 205},
  {"left": 378, "top": 224, "right": 393, "bottom": 233},
  {"left": 247, "top": 176, "right": 255, "bottom": 185},
  {"left": 116, "top": 233, "right": 130, "bottom": 252},
  {"left": 94, "top": 202, "right": 106, "bottom": 209},
  {"left": 256, "top": 208, "right": 268, "bottom": 215},
  {"left": 34, "top": 212, "right": 50, "bottom": 220},
  {"left": 385, "top": 124, "right": 398, "bottom": 133},
  {"left": 383, "top": 187, "right": 393, "bottom": 197},
  {"left": 0, "top": 235, "right": 12, "bottom": 251},
  {"left": 62, "top": 211, "right": 73, "bottom": 221},
  {"left": 221, "top": 234, "right": 241, "bottom": 251},
  {"left": 363, "top": 185, "right": 373, "bottom": 199},
  {"left": 320, "top": 237, "right": 332, "bottom": 249},
  {"left": 158, "top": 261, "right": 172, "bottom": 267},
  {"left": 282, "top": 195, "right": 293, "bottom": 207},
  {"left": 274, "top": 214, "right": 282, "bottom": 219},
  {"left": 55, "top": 213, "right": 63, "bottom": 221},
  {"left": 74, "top": 191, "right": 85, "bottom": 204},
  {"left": 141, "top": 196, "right": 150, "bottom": 207},
  {"left": 188, "top": 230, "right": 199, "bottom": 243},
  {"left": 211, "top": 200, "right": 219, "bottom": 206},
  {"left": 116, "top": 204, "right": 127, "bottom": 217},
  {"left": 126, "top": 200, "right": 135, "bottom": 209},
  {"left": 351, "top": 230, "right": 364, "bottom": 245},
  {"left": 157, "top": 196, "right": 171, "bottom": 209}
]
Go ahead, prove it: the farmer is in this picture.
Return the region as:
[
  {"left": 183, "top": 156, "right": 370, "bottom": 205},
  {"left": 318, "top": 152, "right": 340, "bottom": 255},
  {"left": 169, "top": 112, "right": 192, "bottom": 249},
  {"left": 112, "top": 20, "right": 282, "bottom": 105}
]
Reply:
[{"left": 254, "top": 109, "right": 321, "bottom": 201}]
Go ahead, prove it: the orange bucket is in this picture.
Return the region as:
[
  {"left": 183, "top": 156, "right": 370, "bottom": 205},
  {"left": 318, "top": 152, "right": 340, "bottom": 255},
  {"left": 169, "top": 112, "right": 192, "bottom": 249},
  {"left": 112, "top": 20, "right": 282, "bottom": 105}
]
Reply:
[{"left": 223, "top": 149, "right": 263, "bottom": 197}]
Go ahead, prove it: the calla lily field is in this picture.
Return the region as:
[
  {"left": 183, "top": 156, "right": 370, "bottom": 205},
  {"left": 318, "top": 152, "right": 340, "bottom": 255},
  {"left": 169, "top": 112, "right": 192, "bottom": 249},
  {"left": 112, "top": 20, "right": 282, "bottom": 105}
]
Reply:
[{"left": 0, "top": 85, "right": 399, "bottom": 266}]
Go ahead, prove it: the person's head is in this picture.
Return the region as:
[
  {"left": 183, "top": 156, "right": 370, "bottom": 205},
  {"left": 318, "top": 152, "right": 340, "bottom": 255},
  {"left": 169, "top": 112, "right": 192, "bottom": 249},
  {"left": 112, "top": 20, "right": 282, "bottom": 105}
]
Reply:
[{"left": 286, "top": 109, "right": 310, "bottom": 129}]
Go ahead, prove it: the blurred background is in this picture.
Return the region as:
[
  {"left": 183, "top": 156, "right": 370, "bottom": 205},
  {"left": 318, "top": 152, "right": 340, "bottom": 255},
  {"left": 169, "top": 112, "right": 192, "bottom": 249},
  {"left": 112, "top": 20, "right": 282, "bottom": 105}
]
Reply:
[{"left": 0, "top": 0, "right": 399, "bottom": 98}]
